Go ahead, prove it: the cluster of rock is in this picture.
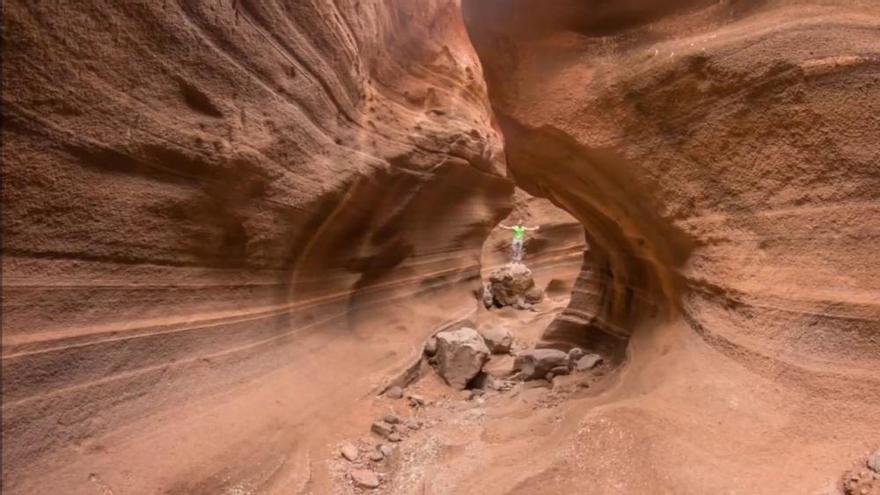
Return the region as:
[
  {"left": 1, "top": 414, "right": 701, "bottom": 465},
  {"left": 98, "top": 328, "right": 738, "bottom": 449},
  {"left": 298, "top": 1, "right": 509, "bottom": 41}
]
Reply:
[
  {"left": 513, "top": 347, "right": 603, "bottom": 381},
  {"left": 482, "top": 263, "right": 544, "bottom": 309},
  {"left": 843, "top": 450, "right": 880, "bottom": 495},
  {"left": 339, "top": 409, "right": 427, "bottom": 489},
  {"left": 425, "top": 327, "right": 511, "bottom": 390},
  {"left": 425, "top": 325, "right": 602, "bottom": 389}
]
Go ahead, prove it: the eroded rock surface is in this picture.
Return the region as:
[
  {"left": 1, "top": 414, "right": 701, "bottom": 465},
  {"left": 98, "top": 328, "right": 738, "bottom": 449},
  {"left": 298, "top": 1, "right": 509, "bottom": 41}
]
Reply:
[
  {"left": 1, "top": 1, "right": 509, "bottom": 493},
  {"left": 484, "top": 262, "right": 544, "bottom": 308},
  {"left": 463, "top": 0, "right": 880, "bottom": 493}
]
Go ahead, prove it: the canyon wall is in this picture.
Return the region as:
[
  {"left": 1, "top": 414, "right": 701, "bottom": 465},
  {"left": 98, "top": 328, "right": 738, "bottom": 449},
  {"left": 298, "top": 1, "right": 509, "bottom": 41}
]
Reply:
[
  {"left": 465, "top": 0, "right": 880, "bottom": 375},
  {"left": 463, "top": 0, "right": 880, "bottom": 492},
  {"left": 1, "top": 1, "right": 509, "bottom": 492}
]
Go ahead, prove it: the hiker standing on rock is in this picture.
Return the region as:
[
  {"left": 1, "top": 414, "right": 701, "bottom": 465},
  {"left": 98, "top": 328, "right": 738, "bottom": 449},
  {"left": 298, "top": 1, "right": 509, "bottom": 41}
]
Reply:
[{"left": 499, "top": 219, "right": 539, "bottom": 263}]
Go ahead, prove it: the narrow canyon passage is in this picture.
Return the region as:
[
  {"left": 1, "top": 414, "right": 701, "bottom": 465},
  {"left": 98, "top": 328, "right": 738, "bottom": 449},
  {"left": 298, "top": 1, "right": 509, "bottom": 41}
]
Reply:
[{"left": 2, "top": 1, "right": 879, "bottom": 494}]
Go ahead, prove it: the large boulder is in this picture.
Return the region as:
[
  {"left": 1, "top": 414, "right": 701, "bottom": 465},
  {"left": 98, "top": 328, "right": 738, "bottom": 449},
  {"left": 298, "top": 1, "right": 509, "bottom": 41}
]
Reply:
[
  {"left": 433, "top": 328, "right": 490, "bottom": 389},
  {"left": 484, "top": 263, "right": 544, "bottom": 308},
  {"left": 513, "top": 349, "right": 569, "bottom": 380},
  {"left": 479, "top": 326, "right": 514, "bottom": 354}
]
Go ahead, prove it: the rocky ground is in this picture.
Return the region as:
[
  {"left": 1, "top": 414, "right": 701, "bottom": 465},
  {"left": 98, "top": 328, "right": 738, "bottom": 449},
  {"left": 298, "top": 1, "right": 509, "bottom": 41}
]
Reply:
[{"left": 326, "top": 265, "right": 616, "bottom": 494}]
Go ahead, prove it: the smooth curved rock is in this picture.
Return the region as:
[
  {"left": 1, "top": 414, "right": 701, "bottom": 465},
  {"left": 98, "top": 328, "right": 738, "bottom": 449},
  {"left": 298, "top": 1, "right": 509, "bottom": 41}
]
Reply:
[
  {"left": 513, "top": 349, "right": 569, "bottom": 380},
  {"left": 479, "top": 326, "right": 514, "bottom": 354},
  {"left": 350, "top": 469, "right": 380, "bottom": 489},
  {"left": 463, "top": 0, "right": 880, "bottom": 492},
  {"left": 1, "top": 1, "right": 509, "bottom": 492}
]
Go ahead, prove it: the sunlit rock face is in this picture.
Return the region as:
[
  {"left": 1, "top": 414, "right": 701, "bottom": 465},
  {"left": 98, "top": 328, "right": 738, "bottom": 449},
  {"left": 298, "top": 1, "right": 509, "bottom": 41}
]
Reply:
[
  {"left": 1, "top": 1, "right": 510, "bottom": 492},
  {"left": 464, "top": 0, "right": 880, "bottom": 492}
]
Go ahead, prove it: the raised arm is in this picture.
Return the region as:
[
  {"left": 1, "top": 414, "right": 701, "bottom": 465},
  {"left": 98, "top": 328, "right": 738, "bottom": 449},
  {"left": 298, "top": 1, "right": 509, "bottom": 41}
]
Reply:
[
  {"left": 498, "top": 224, "right": 513, "bottom": 230},
  {"left": 525, "top": 225, "right": 540, "bottom": 231}
]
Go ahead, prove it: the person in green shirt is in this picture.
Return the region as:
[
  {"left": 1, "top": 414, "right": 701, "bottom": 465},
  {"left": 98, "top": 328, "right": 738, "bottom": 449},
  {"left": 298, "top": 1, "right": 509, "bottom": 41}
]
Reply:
[{"left": 499, "top": 218, "right": 540, "bottom": 262}]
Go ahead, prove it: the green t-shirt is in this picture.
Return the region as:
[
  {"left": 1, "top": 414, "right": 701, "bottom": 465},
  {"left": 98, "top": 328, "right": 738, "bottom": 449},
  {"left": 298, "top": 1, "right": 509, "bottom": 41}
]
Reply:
[{"left": 512, "top": 226, "right": 526, "bottom": 241}]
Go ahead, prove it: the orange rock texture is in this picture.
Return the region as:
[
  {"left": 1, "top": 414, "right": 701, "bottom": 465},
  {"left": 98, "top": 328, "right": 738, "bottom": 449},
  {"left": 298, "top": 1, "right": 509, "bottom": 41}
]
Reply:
[
  {"left": 463, "top": 0, "right": 880, "bottom": 492},
  {"left": 2, "top": 0, "right": 879, "bottom": 493},
  {"left": 2, "top": 1, "right": 510, "bottom": 492}
]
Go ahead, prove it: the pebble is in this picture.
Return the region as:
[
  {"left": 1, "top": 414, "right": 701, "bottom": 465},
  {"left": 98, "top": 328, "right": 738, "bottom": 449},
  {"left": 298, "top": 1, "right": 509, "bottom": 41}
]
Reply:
[
  {"left": 350, "top": 469, "right": 380, "bottom": 489},
  {"left": 339, "top": 443, "right": 359, "bottom": 462},
  {"left": 388, "top": 432, "right": 402, "bottom": 443},
  {"left": 385, "top": 386, "right": 404, "bottom": 399},
  {"left": 368, "top": 451, "right": 384, "bottom": 462},
  {"left": 384, "top": 414, "right": 401, "bottom": 424},
  {"left": 379, "top": 444, "right": 394, "bottom": 457}
]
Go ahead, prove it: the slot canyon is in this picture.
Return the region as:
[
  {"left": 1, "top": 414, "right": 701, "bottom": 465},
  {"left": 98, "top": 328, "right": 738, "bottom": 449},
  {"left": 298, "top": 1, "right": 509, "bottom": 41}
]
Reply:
[{"left": 2, "top": 0, "right": 878, "bottom": 493}]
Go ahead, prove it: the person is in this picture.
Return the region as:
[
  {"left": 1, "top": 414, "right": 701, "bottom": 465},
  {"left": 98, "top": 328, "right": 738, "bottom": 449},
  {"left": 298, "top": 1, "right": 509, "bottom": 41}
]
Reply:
[{"left": 498, "top": 218, "right": 539, "bottom": 262}]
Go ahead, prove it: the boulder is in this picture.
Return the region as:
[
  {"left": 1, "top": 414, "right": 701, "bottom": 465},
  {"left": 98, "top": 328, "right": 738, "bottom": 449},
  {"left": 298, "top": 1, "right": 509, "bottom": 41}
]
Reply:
[
  {"left": 513, "top": 349, "right": 569, "bottom": 380},
  {"left": 433, "top": 328, "right": 490, "bottom": 389},
  {"left": 479, "top": 326, "right": 514, "bottom": 354},
  {"left": 484, "top": 263, "right": 543, "bottom": 308},
  {"left": 351, "top": 469, "right": 380, "bottom": 489}
]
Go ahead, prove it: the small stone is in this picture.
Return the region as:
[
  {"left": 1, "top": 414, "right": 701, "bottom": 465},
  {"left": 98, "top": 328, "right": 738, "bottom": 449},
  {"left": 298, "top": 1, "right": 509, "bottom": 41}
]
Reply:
[
  {"left": 868, "top": 450, "right": 880, "bottom": 473},
  {"left": 567, "top": 347, "right": 585, "bottom": 362},
  {"left": 371, "top": 421, "right": 395, "bottom": 439},
  {"left": 339, "top": 443, "right": 359, "bottom": 462},
  {"left": 545, "top": 372, "right": 554, "bottom": 381},
  {"left": 575, "top": 354, "right": 603, "bottom": 371},
  {"left": 350, "top": 469, "right": 380, "bottom": 489},
  {"left": 368, "top": 451, "right": 384, "bottom": 462},
  {"left": 388, "top": 432, "right": 402, "bottom": 443},
  {"left": 460, "top": 389, "right": 475, "bottom": 401},
  {"left": 379, "top": 444, "right": 394, "bottom": 457},
  {"left": 383, "top": 414, "right": 401, "bottom": 424},
  {"left": 385, "top": 386, "right": 404, "bottom": 399},
  {"left": 479, "top": 326, "right": 514, "bottom": 354},
  {"left": 406, "top": 420, "right": 422, "bottom": 430},
  {"left": 424, "top": 337, "right": 438, "bottom": 356},
  {"left": 407, "top": 394, "right": 426, "bottom": 407}
]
